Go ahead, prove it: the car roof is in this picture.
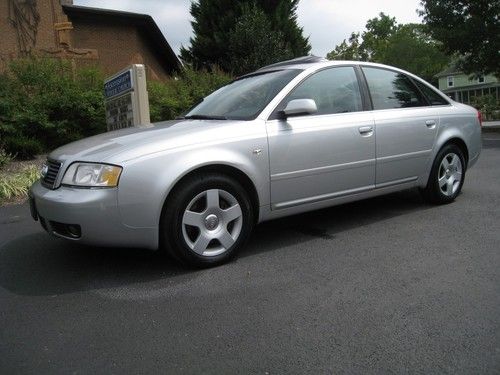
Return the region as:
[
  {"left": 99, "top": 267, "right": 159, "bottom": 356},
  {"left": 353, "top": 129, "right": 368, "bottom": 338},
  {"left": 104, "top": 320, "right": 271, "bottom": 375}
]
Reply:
[{"left": 254, "top": 56, "right": 430, "bottom": 82}]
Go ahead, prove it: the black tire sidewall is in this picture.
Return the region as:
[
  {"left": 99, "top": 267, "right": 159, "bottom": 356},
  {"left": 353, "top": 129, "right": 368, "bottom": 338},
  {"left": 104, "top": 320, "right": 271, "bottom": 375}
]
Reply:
[{"left": 161, "top": 174, "right": 253, "bottom": 267}]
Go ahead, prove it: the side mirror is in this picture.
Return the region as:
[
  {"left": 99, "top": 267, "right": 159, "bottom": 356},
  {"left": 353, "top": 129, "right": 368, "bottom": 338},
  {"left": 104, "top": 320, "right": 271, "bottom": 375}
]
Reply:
[{"left": 279, "top": 99, "right": 317, "bottom": 118}]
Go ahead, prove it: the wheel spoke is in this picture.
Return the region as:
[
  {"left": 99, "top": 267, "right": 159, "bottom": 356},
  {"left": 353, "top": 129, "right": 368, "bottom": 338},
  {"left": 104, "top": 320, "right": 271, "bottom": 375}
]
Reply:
[
  {"left": 441, "top": 157, "right": 450, "bottom": 169},
  {"left": 452, "top": 171, "right": 462, "bottom": 183},
  {"left": 222, "top": 204, "right": 242, "bottom": 223},
  {"left": 450, "top": 154, "right": 459, "bottom": 168},
  {"left": 218, "top": 229, "right": 235, "bottom": 249},
  {"left": 446, "top": 179, "right": 454, "bottom": 195},
  {"left": 183, "top": 210, "right": 204, "bottom": 228},
  {"left": 206, "top": 189, "right": 220, "bottom": 209},
  {"left": 438, "top": 175, "right": 447, "bottom": 188},
  {"left": 192, "top": 233, "right": 211, "bottom": 254}
]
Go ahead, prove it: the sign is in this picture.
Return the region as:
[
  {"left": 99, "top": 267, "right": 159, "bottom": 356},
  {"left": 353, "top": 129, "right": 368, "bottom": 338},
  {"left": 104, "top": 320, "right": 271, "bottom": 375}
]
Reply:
[
  {"left": 104, "top": 70, "right": 132, "bottom": 99},
  {"left": 104, "top": 64, "right": 150, "bottom": 131}
]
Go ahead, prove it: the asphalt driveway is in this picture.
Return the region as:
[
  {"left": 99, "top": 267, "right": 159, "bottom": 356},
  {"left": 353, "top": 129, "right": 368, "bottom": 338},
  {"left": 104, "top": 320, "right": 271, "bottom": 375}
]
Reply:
[{"left": 1, "top": 133, "right": 499, "bottom": 374}]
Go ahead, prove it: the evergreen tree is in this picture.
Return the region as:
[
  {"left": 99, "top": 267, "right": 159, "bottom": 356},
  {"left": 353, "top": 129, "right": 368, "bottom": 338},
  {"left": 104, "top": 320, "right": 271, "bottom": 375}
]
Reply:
[
  {"left": 228, "top": 4, "right": 294, "bottom": 75},
  {"left": 180, "top": 0, "right": 310, "bottom": 72}
]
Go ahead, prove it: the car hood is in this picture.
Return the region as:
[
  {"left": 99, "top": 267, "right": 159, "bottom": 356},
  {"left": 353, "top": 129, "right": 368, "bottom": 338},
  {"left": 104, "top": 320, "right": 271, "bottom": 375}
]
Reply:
[{"left": 49, "top": 119, "right": 244, "bottom": 163}]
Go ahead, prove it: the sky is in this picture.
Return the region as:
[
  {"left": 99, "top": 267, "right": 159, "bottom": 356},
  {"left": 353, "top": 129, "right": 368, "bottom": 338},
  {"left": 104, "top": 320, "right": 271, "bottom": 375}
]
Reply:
[{"left": 74, "top": 0, "right": 423, "bottom": 58}]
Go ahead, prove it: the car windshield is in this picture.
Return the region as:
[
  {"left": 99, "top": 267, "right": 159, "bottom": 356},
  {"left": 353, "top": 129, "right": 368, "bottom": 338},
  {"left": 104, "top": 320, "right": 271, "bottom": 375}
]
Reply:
[{"left": 184, "top": 69, "right": 302, "bottom": 121}]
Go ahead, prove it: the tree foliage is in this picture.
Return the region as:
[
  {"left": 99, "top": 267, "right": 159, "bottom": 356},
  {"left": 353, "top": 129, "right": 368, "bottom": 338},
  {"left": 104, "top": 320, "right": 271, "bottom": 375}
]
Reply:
[
  {"left": 228, "top": 5, "right": 294, "bottom": 75},
  {"left": 327, "top": 13, "right": 450, "bottom": 83},
  {"left": 180, "top": 0, "right": 310, "bottom": 73},
  {"left": 418, "top": 0, "right": 500, "bottom": 76}
]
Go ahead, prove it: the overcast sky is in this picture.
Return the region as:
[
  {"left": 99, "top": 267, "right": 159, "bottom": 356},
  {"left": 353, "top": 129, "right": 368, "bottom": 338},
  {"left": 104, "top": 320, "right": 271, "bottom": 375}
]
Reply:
[{"left": 74, "top": 0, "right": 422, "bottom": 57}]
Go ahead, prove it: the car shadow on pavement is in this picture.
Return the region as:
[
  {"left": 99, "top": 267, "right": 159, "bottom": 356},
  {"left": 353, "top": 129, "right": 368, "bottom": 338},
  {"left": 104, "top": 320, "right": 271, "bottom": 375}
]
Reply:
[
  {"left": 242, "top": 188, "right": 430, "bottom": 258},
  {"left": 0, "top": 189, "right": 431, "bottom": 296}
]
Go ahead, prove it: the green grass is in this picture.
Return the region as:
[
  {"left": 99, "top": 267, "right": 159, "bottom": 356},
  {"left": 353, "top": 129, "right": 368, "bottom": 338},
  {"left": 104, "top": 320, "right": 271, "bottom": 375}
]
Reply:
[{"left": 0, "top": 165, "right": 40, "bottom": 204}]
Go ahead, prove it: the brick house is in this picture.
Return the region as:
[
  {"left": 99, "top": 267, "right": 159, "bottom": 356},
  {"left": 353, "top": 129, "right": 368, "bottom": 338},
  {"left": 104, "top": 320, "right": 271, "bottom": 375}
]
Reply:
[{"left": 0, "top": 0, "right": 181, "bottom": 80}]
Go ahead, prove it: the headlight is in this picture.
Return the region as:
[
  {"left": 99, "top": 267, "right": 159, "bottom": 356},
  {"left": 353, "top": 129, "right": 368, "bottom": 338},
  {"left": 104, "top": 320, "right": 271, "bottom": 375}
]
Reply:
[{"left": 61, "top": 163, "right": 122, "bottom": 188}]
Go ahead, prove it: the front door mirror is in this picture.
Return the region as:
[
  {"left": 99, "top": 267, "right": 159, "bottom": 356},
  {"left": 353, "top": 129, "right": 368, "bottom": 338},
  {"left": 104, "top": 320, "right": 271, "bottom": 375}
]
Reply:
[{"left": 280, "top": 99, "right": 317, "bottom": 118}]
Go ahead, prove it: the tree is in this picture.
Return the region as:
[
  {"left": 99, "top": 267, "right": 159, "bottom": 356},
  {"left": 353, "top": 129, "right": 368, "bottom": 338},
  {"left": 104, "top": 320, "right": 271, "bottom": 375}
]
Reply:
[
  {"left": 228, "top": 5, "right": 293, "bottom": 75},
  {"left": 180, "top": 0, "right": 311, "bottom": 72},
  {"left": 327, "top": 13, "right": 450, "bottom": 83},
  {"left": 383, "top": 24, "right": 450, "bottom": 83},
  {"left": 326, "top": 32, "right": 366, "bottom": 61},
  {"left": 362, "top": 13, "right": 398, "bottom": 61},
  {"left": 418, "top": 0, "right": 500, "bottom": 76}
]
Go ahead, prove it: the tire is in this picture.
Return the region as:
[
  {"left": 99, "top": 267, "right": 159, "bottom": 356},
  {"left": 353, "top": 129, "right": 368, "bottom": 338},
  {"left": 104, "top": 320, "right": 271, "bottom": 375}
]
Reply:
[
  {"left": 421, "top": 144, "right": 466, "bottom": 204},
  {"left": 160, "top": 173, "right": 254, "bottom": 268}
]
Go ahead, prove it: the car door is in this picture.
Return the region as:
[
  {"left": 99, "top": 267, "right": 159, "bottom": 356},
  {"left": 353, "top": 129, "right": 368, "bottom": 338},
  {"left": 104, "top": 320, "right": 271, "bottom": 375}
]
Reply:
[
  {"left": 361, "top": 66, "right": 440, "bottom": 186},
  {"left": 266, "top": 66, "right": 376, "bottom": 209}
]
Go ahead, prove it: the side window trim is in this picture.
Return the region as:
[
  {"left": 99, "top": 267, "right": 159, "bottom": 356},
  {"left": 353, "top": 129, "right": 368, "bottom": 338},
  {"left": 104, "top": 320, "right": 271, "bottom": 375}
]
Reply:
[
  {"left": 268, "top": 65, "right": 364, "bottom": 121},
  {"left": 355, "top": 65, "right": 373, "bottom": 111},
  {"left": 360, "top": 65, "right": 429, "bottom": 111},
  {"left": 410, "top": 77, "right": 451, "bottom": 106}
]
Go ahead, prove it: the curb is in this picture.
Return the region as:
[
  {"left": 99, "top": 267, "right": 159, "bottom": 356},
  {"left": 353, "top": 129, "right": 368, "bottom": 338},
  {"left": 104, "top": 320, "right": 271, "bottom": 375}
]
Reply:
[{"left": 482, "top": 127, "right": 500, "bottom": 133}]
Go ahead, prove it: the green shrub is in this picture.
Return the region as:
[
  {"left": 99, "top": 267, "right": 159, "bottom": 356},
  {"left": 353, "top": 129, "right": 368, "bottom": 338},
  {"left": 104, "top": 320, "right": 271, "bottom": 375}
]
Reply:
[
  {"left": 0, "top": 58, "right": 105, "bottom": 158},
  {"left": 148, "top": 67, "right": 232, "bottom": 122},
  {"left": 0, "top": 148, "right": 14, "bottom": 170},
  {"left": 2, "top": 136, "right": 43, "bottom": 160},
  {"left": 472, "top": 94, "right": 499, "bottom": 120},
  {"left": 0, "top": 165, "right": 40, "bottom": 203},
  {"left": 0, "top": 58, "right": 231, "bottom": 160}
]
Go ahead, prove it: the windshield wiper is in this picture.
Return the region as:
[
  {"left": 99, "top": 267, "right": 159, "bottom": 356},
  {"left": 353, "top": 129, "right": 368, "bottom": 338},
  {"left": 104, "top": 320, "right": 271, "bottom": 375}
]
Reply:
[{"left": 181, "top": 114, "right": 227, "bottom": 120}]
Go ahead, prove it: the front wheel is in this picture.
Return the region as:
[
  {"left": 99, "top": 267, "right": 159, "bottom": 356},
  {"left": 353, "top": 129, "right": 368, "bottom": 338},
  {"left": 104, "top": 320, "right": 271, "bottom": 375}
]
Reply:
[
  {"left": 161, "top": 173, "right": 254, "bottom": 268},
  {"left": 421, "top": 144, "right": 466, "bottom": 204}
]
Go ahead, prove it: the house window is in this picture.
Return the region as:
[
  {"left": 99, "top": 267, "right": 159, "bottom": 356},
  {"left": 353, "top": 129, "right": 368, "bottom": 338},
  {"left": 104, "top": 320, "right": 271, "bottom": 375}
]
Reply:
[
  {"left": 478, "top": 76, "right": 485, "bottom": 83},
  {"left": 447, "top": 76, "right": 454, "bottom": 87}
]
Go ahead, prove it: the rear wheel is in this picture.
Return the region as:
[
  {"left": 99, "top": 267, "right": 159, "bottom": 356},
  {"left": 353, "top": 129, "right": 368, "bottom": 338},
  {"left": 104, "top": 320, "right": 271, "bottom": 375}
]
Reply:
[
  {"left": 421, "top": 144, "right": 465, "bottom": 204},
  {"left": 161, "top": 173, "right": 253, "bottom": 268}
]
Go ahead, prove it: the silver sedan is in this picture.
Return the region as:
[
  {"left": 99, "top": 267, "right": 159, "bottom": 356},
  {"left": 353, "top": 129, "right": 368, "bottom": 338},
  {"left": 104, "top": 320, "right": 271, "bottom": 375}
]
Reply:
[{"left": 29, "top": 57, "right": 482, "bottom": 267}]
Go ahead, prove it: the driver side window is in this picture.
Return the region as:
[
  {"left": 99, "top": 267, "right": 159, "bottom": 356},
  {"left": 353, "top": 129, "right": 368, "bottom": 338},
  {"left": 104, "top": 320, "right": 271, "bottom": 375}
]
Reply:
[{"left": 273, "top": 66, "right": 363, "bottom": 118}]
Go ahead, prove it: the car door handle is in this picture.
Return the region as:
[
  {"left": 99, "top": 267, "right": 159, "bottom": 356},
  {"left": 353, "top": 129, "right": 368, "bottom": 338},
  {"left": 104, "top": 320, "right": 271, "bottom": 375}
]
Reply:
[
  {"left": 358, "top": 126, "right": 373, "bottom": 136},
  {"left": 425, "top": 120, "right": 436, "bottom": 128}
]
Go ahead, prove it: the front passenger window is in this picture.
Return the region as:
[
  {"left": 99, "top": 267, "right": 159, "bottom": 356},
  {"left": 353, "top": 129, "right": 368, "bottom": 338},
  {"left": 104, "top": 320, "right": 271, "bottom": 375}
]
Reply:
[{"left": 279, "top": 66, "right": 363, "bottom": 116}]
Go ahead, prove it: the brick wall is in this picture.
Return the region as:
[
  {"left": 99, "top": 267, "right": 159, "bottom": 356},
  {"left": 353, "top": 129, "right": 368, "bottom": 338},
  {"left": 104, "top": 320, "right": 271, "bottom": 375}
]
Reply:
[
  {"left": 70, "top": 18, "right": 169, "bottom": 81},
  {"left": 0, "top": 0, "right": 174, "bottom": 81}
]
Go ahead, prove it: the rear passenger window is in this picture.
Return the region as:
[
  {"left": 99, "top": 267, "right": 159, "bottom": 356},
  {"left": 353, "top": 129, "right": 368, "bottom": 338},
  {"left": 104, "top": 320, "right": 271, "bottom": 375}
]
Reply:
[
  {"left": 413, "top": 80, "right": 449, "bottom": 106},
  {"left": 362, "top": 67, "right": 426, "bottom": 110}
]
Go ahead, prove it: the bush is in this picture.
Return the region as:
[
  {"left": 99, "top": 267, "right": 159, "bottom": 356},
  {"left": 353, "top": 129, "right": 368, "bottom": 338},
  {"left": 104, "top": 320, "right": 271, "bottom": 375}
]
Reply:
[
  {"left": 471, "top": 94, "right": 499, "bottom": 121},
  {"left": 0, "top": 58, "right": 106, "bottom": 158},
  {"left": 0, "top": 148, "right": 14, "bottom": 169},
  {"left": 0, "top": 58, "right": 231, "bottom": 159},
  {"left": 2, "top": 136, "right": 43, "bottom": 160},
  {"left": 148, "top": 67, "right": 232, "bottom": 122}
]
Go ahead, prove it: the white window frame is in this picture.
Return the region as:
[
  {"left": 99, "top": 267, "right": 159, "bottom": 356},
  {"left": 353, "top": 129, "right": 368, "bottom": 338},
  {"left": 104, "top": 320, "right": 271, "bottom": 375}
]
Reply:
[
  {"left": 478, "top": 76, "right": 485, "bottom": 84},
  {"left": 447, "top": 76, "right": 454, "bottom": 87}
]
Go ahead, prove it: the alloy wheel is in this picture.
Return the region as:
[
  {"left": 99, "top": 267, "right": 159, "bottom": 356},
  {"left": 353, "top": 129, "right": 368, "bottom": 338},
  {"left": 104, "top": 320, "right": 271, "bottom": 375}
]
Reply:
[
  {"left": 181, "top": 189, "right": 243, "bottom": 256},
  {"left": 438, "top": 153, "right": 463, "bottom": 197}
]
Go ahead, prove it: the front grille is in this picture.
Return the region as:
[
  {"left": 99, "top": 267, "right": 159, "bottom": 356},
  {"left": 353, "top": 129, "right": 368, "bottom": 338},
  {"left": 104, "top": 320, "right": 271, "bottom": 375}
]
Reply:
[{"left": 41, "top": 159, "right": 62, "bottom": 189}]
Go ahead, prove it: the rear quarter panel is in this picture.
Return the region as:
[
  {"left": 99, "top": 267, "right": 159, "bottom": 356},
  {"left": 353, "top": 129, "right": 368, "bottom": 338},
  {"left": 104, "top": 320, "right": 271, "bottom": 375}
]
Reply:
[{"left": 419, "top": 102, "right": 481, "bottom": 187}]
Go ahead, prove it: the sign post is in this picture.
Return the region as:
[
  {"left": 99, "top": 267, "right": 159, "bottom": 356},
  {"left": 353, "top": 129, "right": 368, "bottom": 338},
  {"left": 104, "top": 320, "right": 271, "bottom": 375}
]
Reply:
[{"left": 104, "top": 64, "right": 151, "bottom": 131}]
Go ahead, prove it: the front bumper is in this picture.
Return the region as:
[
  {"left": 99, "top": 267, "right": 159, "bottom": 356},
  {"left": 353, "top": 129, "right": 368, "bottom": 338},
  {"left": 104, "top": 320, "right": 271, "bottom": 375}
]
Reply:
[{"left": 29, "top": 180, "right": 158, "bottom": 249}]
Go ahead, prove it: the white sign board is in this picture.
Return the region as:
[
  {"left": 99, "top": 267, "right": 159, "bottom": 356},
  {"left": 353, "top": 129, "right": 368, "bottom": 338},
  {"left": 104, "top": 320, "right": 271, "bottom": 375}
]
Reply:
[{"left": 104, "top": 64, "right": 150, "bottom": 131}]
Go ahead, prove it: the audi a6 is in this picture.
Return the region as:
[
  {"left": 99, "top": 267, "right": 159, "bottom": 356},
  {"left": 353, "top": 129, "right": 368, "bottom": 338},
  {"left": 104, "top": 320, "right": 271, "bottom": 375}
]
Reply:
[{"left": 29, "top": 57, "right": 482, "bottom": 267}]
